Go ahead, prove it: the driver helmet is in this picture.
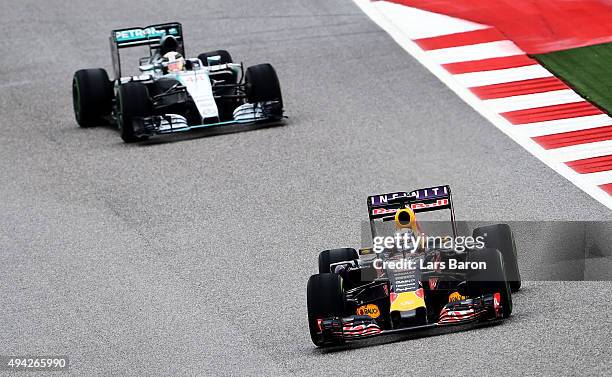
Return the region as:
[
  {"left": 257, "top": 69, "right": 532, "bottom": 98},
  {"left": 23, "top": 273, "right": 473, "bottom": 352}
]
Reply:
[
  {"left": 163, "top": 51, "right": 185, "bottom": 72},
  {"left": 394, "top": 207, "right": 419, "bottom": 233}
]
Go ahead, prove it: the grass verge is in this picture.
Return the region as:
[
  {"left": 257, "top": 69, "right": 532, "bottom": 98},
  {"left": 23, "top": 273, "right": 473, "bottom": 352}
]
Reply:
[{"left": 535, "top": 42, "right": 612, "bottom": 114}]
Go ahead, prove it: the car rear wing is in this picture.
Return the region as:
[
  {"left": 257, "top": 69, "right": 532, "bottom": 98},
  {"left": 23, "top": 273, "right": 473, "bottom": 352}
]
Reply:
[
  {"left": 109, "top": 22, "right": 184, "bottom": 79},
  {"left": 366, "top": 185, "right": 457, "bottom": 236}
]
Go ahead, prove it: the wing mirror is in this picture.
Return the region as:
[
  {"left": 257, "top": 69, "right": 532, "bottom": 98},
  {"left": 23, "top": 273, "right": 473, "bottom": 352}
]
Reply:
[
  {"left": 207, "top": 55, "right": 222, "bottom": 65},
  {"left": 139, "top": 64, "right": 155, "bottom": 72}
]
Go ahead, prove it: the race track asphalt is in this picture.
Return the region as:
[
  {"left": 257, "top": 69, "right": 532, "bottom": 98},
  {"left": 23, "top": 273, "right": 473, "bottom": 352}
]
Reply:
[{"left": 0, "top": 0, "right": 610, "bottom": 375}]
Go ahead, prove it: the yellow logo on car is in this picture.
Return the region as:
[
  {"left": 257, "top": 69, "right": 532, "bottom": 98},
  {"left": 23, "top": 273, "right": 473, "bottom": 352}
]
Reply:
[
  {"left": 356, "top": 304, "right": 381, "bottom": 318},
  {"left": 390, "top": 290, "right": 426, "bottom": 312},
  {"left": 448, "top": 291, "right": 466, "bottom": 302}
]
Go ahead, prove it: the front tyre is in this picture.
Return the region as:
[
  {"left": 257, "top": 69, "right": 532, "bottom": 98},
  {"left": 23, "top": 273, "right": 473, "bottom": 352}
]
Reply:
[
  {"left": 307, "top": 273, "right": 346, "bottom": 347},
  {"left": 117, "top": 82, "right": 151, "bottom": 143},
  {"left": 467, "top": 248, "right": 512, "bottom": 318},
  {"left": 473, "top": 224, "right": 521, "bottom": 292},
  {"left": 72, "top": 68, "right": 113, "bottom": 127},
  {"left": 318, "top": 248, "right": 358, "bottom": 274},
  {"left": 245, "top": 63, "right": 283, "bottom": 114}
]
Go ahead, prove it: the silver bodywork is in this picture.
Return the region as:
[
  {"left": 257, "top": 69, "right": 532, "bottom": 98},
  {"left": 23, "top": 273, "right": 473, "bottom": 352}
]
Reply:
[{"left": 117, "top": 58, "right": 283, "bottom": 135}]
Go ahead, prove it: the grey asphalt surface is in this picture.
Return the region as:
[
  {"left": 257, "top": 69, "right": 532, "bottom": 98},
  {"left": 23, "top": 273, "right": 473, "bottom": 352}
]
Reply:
[{"left": 1, "top": 0, "right": 611, "bottom": 376}]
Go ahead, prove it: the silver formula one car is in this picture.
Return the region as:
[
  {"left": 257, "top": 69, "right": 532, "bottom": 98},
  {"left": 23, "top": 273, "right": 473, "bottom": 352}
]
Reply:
[{"left": 72, "top": 22, "right": 284, "bottom": 142}]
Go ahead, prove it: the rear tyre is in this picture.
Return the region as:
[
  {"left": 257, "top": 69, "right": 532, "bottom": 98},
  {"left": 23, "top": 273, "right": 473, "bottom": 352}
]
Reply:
[
  {"left": 198, "top": 50, "right": 233, "bottom": 66},
  {"left": 245, "top": 63, "right": 283, "bottom": 113},
  {"left": 318, "top": 248, "right": 358, "bottom": 274},
  {"left": 72, "top": 68, "right": 113, "bottom": 127},
  {"left": 307, "top": 273, "right": 346, "bottom": 347},
  {"left": 473, "top": 224, "right": 521, "bottom": 292},
  {"left": 117, "top": 82, "right": 151, "bottom": 143},
  {"left": 467, "top": 248, "right": 512, "bottom": 318}
]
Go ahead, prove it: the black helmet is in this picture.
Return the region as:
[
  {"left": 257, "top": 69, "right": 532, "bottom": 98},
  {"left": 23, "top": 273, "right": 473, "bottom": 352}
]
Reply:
[{"left": 159, "top": 35, "right": 179, "bottom": 56}]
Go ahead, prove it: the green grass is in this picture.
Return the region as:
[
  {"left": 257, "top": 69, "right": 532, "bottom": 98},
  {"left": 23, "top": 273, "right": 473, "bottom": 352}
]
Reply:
[{"left": 535, "top": 42, "right": 612, "bottom": 114}]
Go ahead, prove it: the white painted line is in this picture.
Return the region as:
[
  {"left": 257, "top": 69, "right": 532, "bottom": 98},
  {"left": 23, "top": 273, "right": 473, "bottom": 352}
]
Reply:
[
  {"left": 582, "top": 170, "right": 612, "bottom": 185},
  {"left": 518, "top": 114, "right": 612, "bottom": 137},
  {"left": 0, "top": 79, "right": 32, "bottom": 89},
  {"left": 425, "top": 41, "right": 524, "bottom": 64},
  {"left": 454, "top": 64, "right": 552, "bottom": 87},
  {"left": 352, "top": 0, "right": 612, "bottom": 209},
  {"left": 547, "top": 139, "right": 612, "bottom": 162},
  {"left": 482, "top": 89, "right": 584, "bottom": 113},
  {"left": 375, "top": 1, "right": 488, "bottom": 39}
]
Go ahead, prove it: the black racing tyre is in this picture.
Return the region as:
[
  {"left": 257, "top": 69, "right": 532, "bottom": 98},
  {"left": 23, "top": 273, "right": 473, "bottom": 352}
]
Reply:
[
  {"left": 117, "top": 82, "right": 151, "bottom": 143},
  {"left": 72, "top": 68, "right": 113, "bottom": 127},
  {"left": 245, "top": 63, "right": 283, "bottom": 106},
  {"left": 473, "top": 224, "right": 521, "bottom": 292},
  {"left": 198, "top": 50, "right": 233, "bottom": 66},
  {"left": 307, "top": 273, "right": 346, "bottom": 347},
  {"left": 318, "top": 248, "right": 358, "bottom": 274},
  {"left": 466, "top": 248, "right": 512, "bottom": 318}
]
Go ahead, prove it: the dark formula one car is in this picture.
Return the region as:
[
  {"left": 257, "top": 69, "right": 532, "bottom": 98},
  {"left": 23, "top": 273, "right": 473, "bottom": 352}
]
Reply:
[
  {"left": 306, "top": 185, "right": 521, "bottom": 347},
  {"left": 72, "top": 22, "right": 284, "bottom": 142}
]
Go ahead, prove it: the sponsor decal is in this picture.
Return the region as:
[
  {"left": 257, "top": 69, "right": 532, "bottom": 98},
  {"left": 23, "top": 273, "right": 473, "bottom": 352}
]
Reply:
[
  {"left": 115, "top": 27, "right": 177, "bottom": 42},
  {"left": 356, "top": 304, "right": 380, "bottom": 318},
  {"left": 370, "top": 192, "right": 408, "bottom": 206},
  {"left": 389, "top": 269, "right": 419, "bottom": 293},
  {"left": 448, "top": 291, "right": 467, "bottom": 302},
  {"left": 389, "top": 291, "right": 426, "bottom": 311},
  {"left": 409, "top": 186, "right": 449, "bottom": 200},
  {"left": 411, "top": 198, "right": 449, "bottom": 210},
  {"left": 370, "top": 198, "right": 448, "bottom": 216},
  {"left": 370, "top": 186, "right": 449, "bottom": 207},
  {"left": 177, "top": 72, "right": 208, "bottom": 82},
  {"left": 372, "top": 207, "right": 398, "bottom": 216}
]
